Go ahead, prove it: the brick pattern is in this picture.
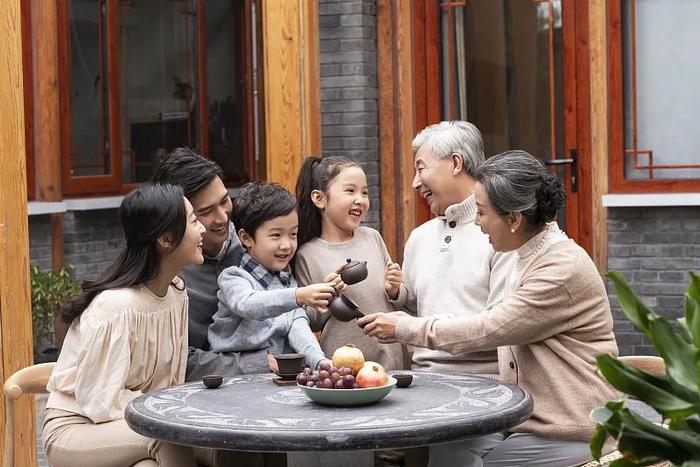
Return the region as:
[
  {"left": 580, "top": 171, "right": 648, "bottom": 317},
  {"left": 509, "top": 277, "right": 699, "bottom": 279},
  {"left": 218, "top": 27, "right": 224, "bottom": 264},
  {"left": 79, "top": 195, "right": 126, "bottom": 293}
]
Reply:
[
  {"left": 319, "top": 0, "right": 381, "bottom": 229},
  {"left": 606, "top": 207, "right": 700, "bottom": 356},
  {"left": 63, "top": 210, "right": 124, "bottom": 280},
  {"left": 29, "top": 215, "right": 53, "bottom": 271},
  {"left": 29, "top": 210, "right": 124, "bottom": 281}
]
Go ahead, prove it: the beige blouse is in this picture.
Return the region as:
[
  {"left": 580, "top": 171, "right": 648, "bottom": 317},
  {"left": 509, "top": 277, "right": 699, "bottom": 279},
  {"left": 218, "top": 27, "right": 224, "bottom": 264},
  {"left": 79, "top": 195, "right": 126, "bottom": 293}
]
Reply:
[{"left": 46, "top": 278, "right": 189, "bottom": 423}]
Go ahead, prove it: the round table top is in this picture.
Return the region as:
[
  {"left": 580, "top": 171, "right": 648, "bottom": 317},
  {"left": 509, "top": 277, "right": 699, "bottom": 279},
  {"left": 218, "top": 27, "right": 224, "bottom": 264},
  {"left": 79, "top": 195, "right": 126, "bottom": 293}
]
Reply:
[{"left": 125, "top": 372, "right": 533, "bottom": 452}]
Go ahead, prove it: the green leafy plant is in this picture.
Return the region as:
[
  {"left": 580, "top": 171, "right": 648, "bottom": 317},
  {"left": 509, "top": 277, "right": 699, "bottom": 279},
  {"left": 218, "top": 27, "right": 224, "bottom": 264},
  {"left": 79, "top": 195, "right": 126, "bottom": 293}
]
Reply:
[
  {"left": 30, "top": 265, "right": 81, "bottom": 358},
  {"left": 590, "top": 271, "right": 700, "bottom": 466}
]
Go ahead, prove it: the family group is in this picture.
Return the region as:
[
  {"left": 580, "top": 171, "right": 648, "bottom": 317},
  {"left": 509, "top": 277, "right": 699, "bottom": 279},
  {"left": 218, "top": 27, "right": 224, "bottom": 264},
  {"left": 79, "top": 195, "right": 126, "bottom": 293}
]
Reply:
[{"left": 41, "top": 121, "right": 618, "bottom": 467}]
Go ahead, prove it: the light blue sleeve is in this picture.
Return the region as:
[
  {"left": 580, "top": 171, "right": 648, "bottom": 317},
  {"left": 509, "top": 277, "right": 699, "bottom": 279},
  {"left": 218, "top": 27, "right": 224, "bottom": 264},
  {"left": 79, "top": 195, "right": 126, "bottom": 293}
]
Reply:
[
  {"left": 286, "top": 309, "right": 326, "bottom": 369},
  {"left": 216, "top": 267, "right": 298, "bottom": 321}
]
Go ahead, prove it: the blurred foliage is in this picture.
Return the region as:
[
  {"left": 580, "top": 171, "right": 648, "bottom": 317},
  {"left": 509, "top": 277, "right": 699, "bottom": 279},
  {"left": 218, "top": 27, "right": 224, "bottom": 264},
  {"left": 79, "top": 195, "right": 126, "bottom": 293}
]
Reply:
[
  {"left": 591, "top": 271, "right": 700, "bottom": 466},
  {"left": 30, "top": 265, "right": 80, "bottom": 355}
]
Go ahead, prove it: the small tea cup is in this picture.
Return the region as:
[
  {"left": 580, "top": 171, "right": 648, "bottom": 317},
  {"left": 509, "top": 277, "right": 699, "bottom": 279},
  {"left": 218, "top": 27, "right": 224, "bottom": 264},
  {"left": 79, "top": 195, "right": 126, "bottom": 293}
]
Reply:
[
  {"left": 202, "top": 374, "right": 223, "bottom": 389},
  {"left": 392, "top": 373, "right": 413, "bottom": 388},
  {"left": 273, "top": 353, "right": 306, "bottom": 375}
]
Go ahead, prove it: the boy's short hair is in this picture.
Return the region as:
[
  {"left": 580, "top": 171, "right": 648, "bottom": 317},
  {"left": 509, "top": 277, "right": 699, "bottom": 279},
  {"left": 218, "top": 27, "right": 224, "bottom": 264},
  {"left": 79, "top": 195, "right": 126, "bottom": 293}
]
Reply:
[
  {"left": 232, "top": 182, "right": 297, "bottom": 238},
  {"left": 151, "top": 147, "right": 223, "bottom": 199}
]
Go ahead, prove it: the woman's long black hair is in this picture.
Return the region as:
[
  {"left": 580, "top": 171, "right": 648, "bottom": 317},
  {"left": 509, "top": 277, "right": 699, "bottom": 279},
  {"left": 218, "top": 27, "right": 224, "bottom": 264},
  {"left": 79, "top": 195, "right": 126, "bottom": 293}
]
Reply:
[
  {"left": 60, "top": 184, "right": 187, "bottom": 324},
  {"left": 295, "top": 155, "right": 359, "bottom": 248}
]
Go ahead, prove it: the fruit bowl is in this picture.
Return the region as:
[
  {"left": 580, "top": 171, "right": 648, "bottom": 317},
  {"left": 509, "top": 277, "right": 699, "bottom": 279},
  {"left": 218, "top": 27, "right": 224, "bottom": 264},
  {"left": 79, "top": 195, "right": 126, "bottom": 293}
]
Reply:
[{"left": 298, "top": 376, "right": 397, "bottom": 407}]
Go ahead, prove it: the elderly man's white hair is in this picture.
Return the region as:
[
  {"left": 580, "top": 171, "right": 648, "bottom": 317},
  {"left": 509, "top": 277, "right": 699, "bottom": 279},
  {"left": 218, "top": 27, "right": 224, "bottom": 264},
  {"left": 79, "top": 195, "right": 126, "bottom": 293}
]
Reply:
[{"left": 411, "top": 121, "right": 485, "bottom": 177}]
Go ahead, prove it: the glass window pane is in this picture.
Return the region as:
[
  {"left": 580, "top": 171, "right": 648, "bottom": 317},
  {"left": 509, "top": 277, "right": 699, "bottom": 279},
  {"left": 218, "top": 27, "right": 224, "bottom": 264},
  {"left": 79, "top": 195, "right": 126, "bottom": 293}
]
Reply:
[
  {"left": 442, "top": 0, "right": 566, "bottom": 230},
  {"left": 69, "top": 0, "right": 110, "bottom": 177},
  {"left": 205, "top": 1, "right": 246, "bottom": 183},
  {"left": 443, "top": 0, "right": 564, "bottom": 161},
  {"left": 622, "top": 0, "right": 700, "bottom": 180},
  {"left": 120, "top": 0, "right": 199, "bottom": 184}
]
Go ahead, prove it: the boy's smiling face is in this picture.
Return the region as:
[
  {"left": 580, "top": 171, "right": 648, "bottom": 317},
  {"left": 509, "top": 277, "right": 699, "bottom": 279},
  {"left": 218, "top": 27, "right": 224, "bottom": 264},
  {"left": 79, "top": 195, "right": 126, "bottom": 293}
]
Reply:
[{"left": 238, "top": 211, "right": 299, "bottom": 272}]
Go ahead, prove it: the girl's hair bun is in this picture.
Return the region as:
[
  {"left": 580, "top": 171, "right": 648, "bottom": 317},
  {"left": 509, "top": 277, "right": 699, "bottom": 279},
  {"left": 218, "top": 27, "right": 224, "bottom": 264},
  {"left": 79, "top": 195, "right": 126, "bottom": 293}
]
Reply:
[{"left": 535, "top": 174, "right": 566, "bottom": 224}]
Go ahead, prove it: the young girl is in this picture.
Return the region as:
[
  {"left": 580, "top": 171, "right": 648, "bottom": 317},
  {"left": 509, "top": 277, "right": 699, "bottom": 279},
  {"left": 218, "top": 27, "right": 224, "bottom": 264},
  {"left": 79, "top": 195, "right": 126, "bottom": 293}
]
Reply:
[
  {"left": 43, "top": 184, "right": 204, "bottom": 467},
  {"left": 294, "top": 156, "right": 407, "bottom": 371}
]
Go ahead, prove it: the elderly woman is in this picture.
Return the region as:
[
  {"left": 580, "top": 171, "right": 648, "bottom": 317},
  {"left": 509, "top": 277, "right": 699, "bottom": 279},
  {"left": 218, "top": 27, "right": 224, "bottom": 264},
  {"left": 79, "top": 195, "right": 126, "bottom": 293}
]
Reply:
[{"left": 359, "top": 150, "right": 618, "bottom": 467}]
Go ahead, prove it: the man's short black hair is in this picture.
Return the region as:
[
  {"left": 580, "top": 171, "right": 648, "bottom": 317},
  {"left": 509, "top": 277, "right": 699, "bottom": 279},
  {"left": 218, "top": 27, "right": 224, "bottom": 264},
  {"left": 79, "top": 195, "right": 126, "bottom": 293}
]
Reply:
[
  {"left": 151, "top": 147, "right": 223, "bottom": 199},
  {"left": 232, "top": 182, "right": 297, "bottom": 239}
]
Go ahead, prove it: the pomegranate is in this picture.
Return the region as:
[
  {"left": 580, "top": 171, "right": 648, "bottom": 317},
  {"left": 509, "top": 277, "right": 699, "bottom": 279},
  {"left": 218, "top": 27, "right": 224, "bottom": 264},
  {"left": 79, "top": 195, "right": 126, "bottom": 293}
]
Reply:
[
  {"left": 332, "top": 344, "right": 365, "bottom": 375},
  {"left": 356, "top": 362, "right": 388, "bottom": 388}
]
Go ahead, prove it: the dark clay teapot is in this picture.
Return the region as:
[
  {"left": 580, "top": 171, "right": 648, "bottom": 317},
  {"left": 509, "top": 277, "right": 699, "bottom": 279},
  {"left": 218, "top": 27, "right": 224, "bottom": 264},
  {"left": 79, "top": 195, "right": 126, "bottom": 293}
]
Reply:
[
  {"left": 339, "top": 258, "right": 368, "bottom": 285},
  {"left": 328, "top": 292, "right": 364, "bottom": 322}
]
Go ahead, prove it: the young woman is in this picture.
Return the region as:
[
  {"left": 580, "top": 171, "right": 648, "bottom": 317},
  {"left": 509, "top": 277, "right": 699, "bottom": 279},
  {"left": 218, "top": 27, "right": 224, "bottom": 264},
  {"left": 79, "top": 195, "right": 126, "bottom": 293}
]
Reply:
[
  {"left": 294, "top": 156, "right": 407, "bottom": 371},
  {"left": 360, "top": 150, "right": 619, "bottom": 467},
  {"left": 43, "top": 184, "right": 205, "bottom": 467}
]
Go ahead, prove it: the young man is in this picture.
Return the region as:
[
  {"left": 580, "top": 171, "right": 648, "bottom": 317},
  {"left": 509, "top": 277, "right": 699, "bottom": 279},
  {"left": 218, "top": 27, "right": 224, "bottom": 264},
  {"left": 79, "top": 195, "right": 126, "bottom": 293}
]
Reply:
[
  {"left": 208, "top": 182, "right": 338, "bottom": 373},
  {"left": 152, "top": 148, "right": 253, "bottom": 381}
]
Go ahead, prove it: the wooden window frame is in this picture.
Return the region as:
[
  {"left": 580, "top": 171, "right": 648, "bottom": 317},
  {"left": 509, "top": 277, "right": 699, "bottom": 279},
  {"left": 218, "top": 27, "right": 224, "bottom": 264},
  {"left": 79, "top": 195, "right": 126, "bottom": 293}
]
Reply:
[
  {"left": 608, "top": 0, "right": 700, "bottom": 193},
  {"left": 56, "top": 0, "right": 255, "bottom": 197},
  {"left": 21, "top": 0, "right": 35, "bottom": 200}
]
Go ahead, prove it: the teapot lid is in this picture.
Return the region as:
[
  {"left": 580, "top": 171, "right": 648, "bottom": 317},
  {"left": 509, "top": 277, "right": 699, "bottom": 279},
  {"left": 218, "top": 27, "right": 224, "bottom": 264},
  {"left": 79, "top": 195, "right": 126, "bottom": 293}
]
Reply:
[{"left": 342, "top": 258, "right": 362, "bottom": 269}]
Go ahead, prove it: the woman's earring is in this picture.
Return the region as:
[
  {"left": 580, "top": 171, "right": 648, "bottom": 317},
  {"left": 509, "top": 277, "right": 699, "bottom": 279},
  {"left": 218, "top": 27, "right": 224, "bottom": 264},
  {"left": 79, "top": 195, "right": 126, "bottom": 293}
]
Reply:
[{"left": 510, "top": 228, "right": 516, "bottom": 234}]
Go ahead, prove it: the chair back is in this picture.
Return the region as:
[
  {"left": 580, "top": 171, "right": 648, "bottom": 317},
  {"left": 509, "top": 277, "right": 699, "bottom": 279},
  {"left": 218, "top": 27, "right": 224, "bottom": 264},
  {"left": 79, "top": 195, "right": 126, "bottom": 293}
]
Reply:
[
  {"left": 618, "top": 355, "right": 665, "bottom": 374},
  {"left": 2, "top": 362, "right": 56, "bottom": 467}
]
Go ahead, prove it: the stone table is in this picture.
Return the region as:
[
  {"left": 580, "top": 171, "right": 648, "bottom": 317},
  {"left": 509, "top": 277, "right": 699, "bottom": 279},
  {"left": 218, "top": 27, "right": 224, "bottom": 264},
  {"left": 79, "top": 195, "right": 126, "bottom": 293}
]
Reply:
[{"left": 125, "top": 372, "right": 532, "bottom": 466}]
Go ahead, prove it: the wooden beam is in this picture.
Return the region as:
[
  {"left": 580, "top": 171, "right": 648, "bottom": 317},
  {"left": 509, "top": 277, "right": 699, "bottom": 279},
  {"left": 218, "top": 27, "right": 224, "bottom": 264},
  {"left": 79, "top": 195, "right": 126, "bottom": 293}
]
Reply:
[
  {"left": 31, "top": 0, "right": 65, "bottom": 271},
  {"left": 31, "top": 0, "right": 61, "bottom": 202},
  {"left": 589, "top": 0, "right": 609, "bottom": 272},
  {"left": 261, "top": 0, "right": 321, "bottom": 191},
  {"left": 1, "top": 1, "right": 36, "bottom": 465},
  {"left": 378, "top": 0, "right": 415, "bottom": 262}
]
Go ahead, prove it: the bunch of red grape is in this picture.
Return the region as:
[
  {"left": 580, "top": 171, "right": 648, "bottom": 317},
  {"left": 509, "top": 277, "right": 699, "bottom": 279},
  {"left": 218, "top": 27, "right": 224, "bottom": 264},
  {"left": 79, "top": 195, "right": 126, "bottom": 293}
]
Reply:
[{"left": 296, "top": 362, "right": 357, "bottom": 389}]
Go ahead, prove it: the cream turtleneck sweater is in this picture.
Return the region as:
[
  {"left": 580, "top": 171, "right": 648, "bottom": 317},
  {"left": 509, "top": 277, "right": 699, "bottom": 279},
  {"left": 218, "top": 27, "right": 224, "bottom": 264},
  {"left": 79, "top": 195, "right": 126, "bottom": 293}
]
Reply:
[{"left": 391, "top": 195, "right": 514, "bottom": 375}]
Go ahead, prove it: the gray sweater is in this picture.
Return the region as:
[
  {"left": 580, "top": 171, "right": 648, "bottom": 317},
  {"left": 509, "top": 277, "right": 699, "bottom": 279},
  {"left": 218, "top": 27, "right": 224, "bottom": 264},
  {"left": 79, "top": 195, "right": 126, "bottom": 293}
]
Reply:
[
  {"left": 180, "top": 221, "right": 243, "bottom": 350},
  {"left": 209, "top": 265, "right": 326, "bottom": 373}
]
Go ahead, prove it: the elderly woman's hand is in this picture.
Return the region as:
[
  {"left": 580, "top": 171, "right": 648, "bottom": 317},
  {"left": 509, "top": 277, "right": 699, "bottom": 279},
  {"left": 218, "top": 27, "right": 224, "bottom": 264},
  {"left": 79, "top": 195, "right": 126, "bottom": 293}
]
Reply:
[{"left": 357, "top": 312, "right": 401, "bottom": 343}]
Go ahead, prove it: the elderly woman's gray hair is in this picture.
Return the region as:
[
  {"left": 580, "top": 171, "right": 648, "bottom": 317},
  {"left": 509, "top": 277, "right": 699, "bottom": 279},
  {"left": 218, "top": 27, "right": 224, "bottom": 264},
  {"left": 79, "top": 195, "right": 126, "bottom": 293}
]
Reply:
[
  {"left": 411, "top": 121, "right": 485, "bottom": 177},
  {"left": 476, "top": 150, "right": 566, "bottom": 227}
]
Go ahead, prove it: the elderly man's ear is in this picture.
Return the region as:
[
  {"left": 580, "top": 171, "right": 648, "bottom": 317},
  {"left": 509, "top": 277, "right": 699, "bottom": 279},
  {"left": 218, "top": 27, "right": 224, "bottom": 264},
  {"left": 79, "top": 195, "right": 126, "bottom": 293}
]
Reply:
[{"left": 450, "top": 153, "right": 463, "bottom": 175}]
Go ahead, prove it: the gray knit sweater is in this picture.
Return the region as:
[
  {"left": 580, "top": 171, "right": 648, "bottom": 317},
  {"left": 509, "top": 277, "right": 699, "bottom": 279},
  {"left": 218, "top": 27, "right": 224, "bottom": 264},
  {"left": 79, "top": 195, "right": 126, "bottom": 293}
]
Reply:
[{"left": 208, "top": 265, "right": 326, "bottom": 373}]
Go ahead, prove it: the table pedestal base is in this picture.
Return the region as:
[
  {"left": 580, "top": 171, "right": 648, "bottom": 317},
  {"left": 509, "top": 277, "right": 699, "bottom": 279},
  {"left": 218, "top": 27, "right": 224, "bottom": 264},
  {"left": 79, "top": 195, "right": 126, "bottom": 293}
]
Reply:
[{"left": 287, "top": 450, "right": 373, "bottom": 467}]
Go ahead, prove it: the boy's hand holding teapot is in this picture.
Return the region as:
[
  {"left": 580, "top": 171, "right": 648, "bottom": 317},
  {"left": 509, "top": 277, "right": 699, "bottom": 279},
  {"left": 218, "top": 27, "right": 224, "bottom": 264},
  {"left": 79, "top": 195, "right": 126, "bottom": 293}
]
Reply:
[
  {"left": 384, "top": 259, "right": 402, "bottom": 300},
  {"left": 296, "top": 273, "right": 345, "bottom": 312}
]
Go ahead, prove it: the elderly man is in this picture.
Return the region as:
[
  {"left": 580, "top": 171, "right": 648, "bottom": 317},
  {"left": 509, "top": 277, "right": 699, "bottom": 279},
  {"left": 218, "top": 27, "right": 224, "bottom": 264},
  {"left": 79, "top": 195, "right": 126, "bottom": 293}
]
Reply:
[{"left": 388, "top": 121, "right": 512, "bottom": 376}]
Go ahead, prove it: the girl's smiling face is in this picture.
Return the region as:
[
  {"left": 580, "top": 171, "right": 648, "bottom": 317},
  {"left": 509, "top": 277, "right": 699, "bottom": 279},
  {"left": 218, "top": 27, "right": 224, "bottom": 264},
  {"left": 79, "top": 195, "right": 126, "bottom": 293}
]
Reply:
[{"left": 314, "top": 166, "right": 369, "bottom": 240}]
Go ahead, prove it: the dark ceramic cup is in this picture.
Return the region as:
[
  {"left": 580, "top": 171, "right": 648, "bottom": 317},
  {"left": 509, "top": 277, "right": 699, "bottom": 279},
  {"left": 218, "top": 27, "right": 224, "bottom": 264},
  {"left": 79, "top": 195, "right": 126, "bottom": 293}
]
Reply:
[
  {"left": 273, "top": 353, "right": 306, "bottom": 374},
  {"left": 392, "top": 373, "right": 413, "bottom": 388},
  {"left": 202, "top": 374, "right": 223, "bottom": 389}
]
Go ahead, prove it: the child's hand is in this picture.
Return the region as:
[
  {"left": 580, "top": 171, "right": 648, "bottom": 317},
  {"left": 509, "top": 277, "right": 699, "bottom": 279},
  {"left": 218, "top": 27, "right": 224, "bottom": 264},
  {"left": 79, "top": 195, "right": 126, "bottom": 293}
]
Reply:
[
  {"left": 296, "top": 283, "right": 336, "bottom": 310},
  {"left": 384, "top": 259, "right": 402, "bottom": 300},
  {"left": 267, "top": 352, "right": 278, "bottom": 372},
  {"left": 323, "top": 272, "right": 346, "bottom": 294}
]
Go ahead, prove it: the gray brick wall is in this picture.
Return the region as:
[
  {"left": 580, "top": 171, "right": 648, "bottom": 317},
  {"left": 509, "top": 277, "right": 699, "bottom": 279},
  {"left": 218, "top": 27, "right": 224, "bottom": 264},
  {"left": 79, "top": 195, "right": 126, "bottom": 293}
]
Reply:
[
  {"left": 63, "top": 209, "right": 124, "bottom": 280},
  {"left": 29, "top": 210, "right": 123, "bottom": 280},
  {"left": 607, "top": 206, "right": 700, "bottom": 356},
  {"left": 319, "top": 0, "right": 381, "bottom": 230},
  {"left": 29, "top": 215, "right": 53, "bottom": 271}
]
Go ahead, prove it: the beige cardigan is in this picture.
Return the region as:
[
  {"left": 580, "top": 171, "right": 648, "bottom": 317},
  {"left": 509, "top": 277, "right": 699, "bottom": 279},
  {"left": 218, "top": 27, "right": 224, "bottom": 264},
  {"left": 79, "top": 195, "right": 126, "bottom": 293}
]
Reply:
[{"left": 395, "top": 238, "right": 619, "bottom": 441}]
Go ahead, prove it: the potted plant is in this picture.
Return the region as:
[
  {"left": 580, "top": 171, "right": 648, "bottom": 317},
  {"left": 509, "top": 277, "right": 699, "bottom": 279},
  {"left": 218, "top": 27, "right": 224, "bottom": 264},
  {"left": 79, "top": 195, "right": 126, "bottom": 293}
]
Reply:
[
  {"left": 30, "top": 265, "right": 81, "bottom": 363},
  {"left": 590, "top": 271, "right": 700, "bottom": 466}
]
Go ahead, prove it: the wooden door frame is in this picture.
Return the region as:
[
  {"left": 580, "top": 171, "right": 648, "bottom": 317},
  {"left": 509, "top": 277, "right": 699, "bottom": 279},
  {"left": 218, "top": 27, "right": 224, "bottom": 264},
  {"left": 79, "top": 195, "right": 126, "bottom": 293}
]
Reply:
[{"left": 408, "top": 0, "right": 595, "bottom": 257}]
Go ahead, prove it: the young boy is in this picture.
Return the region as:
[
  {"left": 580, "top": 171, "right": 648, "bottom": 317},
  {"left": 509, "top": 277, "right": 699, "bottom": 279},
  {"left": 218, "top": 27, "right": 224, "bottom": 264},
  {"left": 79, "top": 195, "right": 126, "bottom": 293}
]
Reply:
[{"left": 208, "top": 182, "right": 340, "bottom": 373}]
